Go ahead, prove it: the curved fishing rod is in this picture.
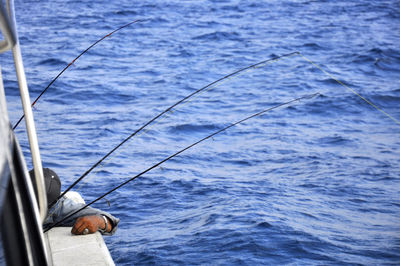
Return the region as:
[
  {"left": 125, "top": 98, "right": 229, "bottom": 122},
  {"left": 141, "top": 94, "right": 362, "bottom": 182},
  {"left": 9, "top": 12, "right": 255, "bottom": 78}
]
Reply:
[
  {"left": 12, "top": 19, "right": 142, "bottom": 130},
  {"left": 44, "top": 92, "right": 320, "bottom": 232},
  {"left": 58, "top": 51, "right": 300, "bottom": 201}
]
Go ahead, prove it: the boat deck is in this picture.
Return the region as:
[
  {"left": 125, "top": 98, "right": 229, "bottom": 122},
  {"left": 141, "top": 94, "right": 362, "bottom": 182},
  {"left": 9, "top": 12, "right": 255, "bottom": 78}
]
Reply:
[{"left": 44, "top": 227, "right": 114, "bottom": 266}]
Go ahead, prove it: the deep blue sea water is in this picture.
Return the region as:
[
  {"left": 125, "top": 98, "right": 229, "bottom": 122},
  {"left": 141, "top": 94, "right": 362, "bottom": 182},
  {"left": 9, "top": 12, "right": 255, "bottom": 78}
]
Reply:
[{"left": 1, "top": 0, "right": 400, "bottom": 265}]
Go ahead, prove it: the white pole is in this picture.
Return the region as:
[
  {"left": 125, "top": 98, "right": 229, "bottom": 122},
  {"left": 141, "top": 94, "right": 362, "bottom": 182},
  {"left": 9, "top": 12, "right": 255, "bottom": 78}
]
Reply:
[{"left": 9, "top": 0, "right": 47, "bottom": 222}]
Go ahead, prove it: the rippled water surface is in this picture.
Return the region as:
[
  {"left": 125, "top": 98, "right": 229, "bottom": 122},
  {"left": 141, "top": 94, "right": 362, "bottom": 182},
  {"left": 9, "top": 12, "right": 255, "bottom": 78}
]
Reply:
[{"left": 1, "top": 0, "right": 400, "bottom": 265}]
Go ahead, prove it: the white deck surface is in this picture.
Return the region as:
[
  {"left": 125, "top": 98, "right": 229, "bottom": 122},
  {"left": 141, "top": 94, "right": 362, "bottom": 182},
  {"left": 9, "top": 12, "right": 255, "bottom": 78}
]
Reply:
[{"left": 45, "top": 227, "right": 115, "bottom": 266}]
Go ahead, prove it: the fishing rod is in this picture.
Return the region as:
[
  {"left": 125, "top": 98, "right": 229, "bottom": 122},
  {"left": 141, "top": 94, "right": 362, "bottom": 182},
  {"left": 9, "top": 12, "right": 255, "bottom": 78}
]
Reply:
[
  {"left": 12, "top": 19, "right": 142, "bottom": 130},
  {"left": 58, "top": 51, "right": 300, "bottom": 201},
  {"left": 44, "top": 92, "right": 319, "bottom": 232}
]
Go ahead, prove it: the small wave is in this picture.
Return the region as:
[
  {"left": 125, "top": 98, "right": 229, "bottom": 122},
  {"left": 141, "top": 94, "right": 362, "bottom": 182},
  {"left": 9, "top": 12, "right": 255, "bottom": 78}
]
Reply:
[
  {"left": 20, "top": 36, "right": 29, "bottom": 42},
  {"left": 277, "top": 149, "right": 296, "bottom": 155},
  {"left": 129, "top": 251, "right": 160, "bottom": 265},
  {"left": 95, "top": 169, "right": 112, "bottom": 175},
  {"left": 374, "top": 59, "right": 400, "bottom": 72},
  {"left": 113, "top": 10, "right": 138, "bottom": 16},
  {"left": 369, "top": 47, "right": 400, "bottom": 61},
  {"left": 98, "top": 127, "right": 118, "bottom": 137},
  {"left": 302, "top": 42, "right": 326, "bottom": 50},
  {"left": 170, "top": 46, "right": 194, "bottom": 58},
  {"left": 134, "top": 69, "right": 160, "bottom": 77},
  {"left": 364, "top": 47, "right": 400, "bottom": 71},
  {"left": 351, "top": 54, "right": 375, "bottom": 64},
  {"left": 169, "top": 124, "right": 219, "bottom": 133},
  {"left": 369, "top": 94, "right": 400, "bottom": 108},
  {"left": 170, "top": 179, "right": 195, "bottom": 190},
  {"left": 317, "top": 135, "right": 353, "bottom": 146},
  {"left": 222, "top": 159, "right": 253, "bottom": 166},
  {"left": 369, "top": 47, "right": 384, "bottom": 56},
  {"left": 74, "top": 14, "right": 103, "bottom": 21},
  {"left": 154, "top": 79, "right": 166, "bottom": 84},
  {"left": 201, "top": 20, "right": 220, "bottom": 28},
  {"left": 220, "top": 5, "right": 244, "bottom": 12},
  {"left": 318, "top": 77, "right": 354, "bottom": 87},
  {"left": 299, "top": 212, "right": 318, "bottom": 220},
  {"left": 299, "top": 183, "right": 319, "bottom": 189},
  {"left": 47, "top": 98, "right": 68, "bottom": 105},
  {"left": 375, "top": 176, "right": 398, "bottom": 181},
  {"left": 192, "top": 31, "right": 242, "bottom": 41},
  {"left": 352, "top": 155, "right": 372, "bottom": 160},
  {"left": 349, "top": 198, "right": 367, "bottom": 204},
  {"left": 147, "top": 17, "right": 169, "bottom": 24},
  {"left": 256, "top": 221, "right": 272, "bottom": 228},
  {"left": 38, "top": 58, "right": 68, "bottom": 66}
]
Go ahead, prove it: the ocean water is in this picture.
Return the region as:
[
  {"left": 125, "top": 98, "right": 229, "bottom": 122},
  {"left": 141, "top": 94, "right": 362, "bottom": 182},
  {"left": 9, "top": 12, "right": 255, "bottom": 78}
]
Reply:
[{"left": 1, "top": 0, "right": 400, "bottom": 265}]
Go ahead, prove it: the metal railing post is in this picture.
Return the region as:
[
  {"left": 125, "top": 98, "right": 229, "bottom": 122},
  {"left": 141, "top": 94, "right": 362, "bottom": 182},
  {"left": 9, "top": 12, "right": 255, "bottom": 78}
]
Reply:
[{"left": 3, "top": 0, "right": 48, "bottom": 222}]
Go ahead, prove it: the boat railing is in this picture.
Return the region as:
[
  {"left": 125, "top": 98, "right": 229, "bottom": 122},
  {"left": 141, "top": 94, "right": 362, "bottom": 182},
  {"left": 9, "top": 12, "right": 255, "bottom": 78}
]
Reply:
[{"left": 0, "top": 0, "right": 47, "bottom": 222}]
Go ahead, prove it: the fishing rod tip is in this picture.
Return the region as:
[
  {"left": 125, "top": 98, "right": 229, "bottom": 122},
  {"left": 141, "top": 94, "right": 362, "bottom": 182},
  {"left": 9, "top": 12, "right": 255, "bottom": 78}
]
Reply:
[
  {"left": 297, "top": 92, "right": 320, "bottom": 101},
  {"left": 307, "top": 92, "right": 321, "bottom": 99},
  {"left": 133, "top": 18, "right": 147, "bottom": 23}
]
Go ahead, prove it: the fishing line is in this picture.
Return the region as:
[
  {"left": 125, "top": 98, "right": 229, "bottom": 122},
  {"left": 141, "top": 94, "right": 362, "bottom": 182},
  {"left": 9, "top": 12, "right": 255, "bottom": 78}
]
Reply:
[
  {"left": 59, "top": 52, "right": 300, "bottom": 200},
  {"left": 74, "top": 51, "right": 301, "bottom": 192},
  {"left": 44, "top": 92, "right": 320, "bottom": 232},
  {"left": 12, "top": 19, "right": 142, "bottom": 130},
  {"left": 298, "top": 52, "right": 400, "bottom": 126}
]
